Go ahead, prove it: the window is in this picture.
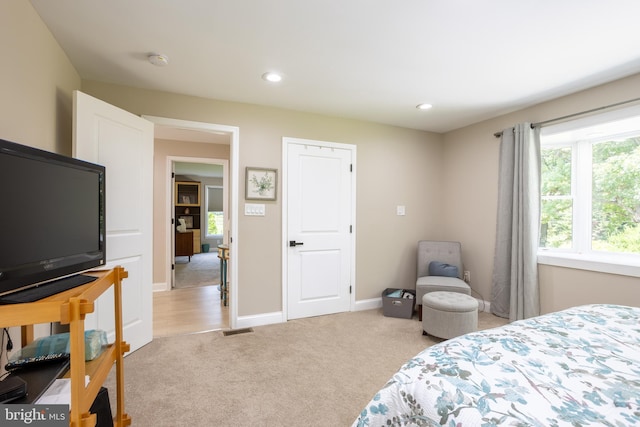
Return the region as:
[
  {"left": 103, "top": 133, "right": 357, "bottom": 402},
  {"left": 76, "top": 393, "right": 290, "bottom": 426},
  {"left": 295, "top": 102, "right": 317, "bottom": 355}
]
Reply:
[
  {"left": 539, "top": 106, "right": 640, "bottom": 274},
  {"left": 208, "top": 211, "right": 224, "bottom": 236},
  {"left": 206, "top": 186, "right": 224, "bottom": 237}
]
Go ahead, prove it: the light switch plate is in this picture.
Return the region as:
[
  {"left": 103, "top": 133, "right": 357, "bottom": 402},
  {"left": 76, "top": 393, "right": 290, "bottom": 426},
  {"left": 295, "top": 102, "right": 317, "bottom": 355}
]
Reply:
[
  {"left": 245, "top": 203, "right": 265, "bottom": 216},
  {"left": 396, "top": 205, "right": 406, "bottom": 216}
]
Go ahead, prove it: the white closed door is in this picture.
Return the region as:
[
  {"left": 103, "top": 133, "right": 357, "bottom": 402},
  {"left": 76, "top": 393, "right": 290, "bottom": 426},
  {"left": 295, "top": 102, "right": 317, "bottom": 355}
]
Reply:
[
  {"left": 286, "top": 138, "right": 355, "bottom": 319},
  {"left": 73, "top": 91, "right": 153, "bottom": 353}
]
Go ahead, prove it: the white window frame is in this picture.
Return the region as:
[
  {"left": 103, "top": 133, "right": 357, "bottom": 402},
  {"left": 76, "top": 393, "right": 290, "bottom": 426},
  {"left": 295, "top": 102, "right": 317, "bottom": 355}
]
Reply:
[{"left": 538, "top": 105, "right": 640, "bottom": 278}]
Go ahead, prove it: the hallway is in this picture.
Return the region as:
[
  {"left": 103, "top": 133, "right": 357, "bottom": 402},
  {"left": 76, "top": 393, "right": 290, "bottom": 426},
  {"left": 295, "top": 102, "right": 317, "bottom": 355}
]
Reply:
[{"left": 153, "top": 284, "right": 229, "bottom": 337}]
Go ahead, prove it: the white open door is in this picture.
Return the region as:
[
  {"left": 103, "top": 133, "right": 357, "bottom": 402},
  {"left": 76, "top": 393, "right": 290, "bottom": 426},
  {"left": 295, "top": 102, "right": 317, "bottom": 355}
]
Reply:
[
  {"left": 73, "top": 91, "right": 153, "bottom": 353},
  {"left": 285, "top": 138, "right": 355, "bottom": 319}
]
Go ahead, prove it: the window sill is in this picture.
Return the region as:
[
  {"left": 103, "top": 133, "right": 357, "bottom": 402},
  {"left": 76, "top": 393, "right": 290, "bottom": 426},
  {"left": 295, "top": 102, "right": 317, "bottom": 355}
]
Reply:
[{"left": 537, "top": 251, "right": 640, "bottom": 278}]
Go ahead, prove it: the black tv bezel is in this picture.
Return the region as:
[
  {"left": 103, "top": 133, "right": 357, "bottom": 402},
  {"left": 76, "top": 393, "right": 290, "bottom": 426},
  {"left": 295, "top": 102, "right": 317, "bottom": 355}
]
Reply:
[{"left": 0, "top": 138, "right": 106, "bottom": 297}]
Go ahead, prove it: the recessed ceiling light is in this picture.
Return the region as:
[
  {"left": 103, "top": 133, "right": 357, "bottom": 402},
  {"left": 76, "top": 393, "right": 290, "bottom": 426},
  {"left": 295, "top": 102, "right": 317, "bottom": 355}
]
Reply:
[
  {"left": 148, "top": 53, "right": 169, "bottom": 67},
  {"left": 262, "top": 72, "right": 283, "bottom": 83},
  {"left": 416, "top": 103, "right": 433, "bottom": 110}
]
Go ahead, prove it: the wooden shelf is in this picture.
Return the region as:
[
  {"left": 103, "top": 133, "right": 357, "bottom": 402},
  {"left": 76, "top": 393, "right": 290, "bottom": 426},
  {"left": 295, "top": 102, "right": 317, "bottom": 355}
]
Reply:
[
  {"left": 175, "top": 181, "right": 201, "bottom": 206},
  {"left": 0, "top": 267, "right": 131, "bottom": 427},
  {"left": 175, "top": 181, "right": 202, "bottom": 254}
]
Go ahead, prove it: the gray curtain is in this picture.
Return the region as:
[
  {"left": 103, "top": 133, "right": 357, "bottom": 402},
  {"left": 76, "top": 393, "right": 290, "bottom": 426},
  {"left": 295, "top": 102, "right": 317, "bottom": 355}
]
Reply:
[{"left": 490, "top": 123, "right": 541, "bottom": 321}]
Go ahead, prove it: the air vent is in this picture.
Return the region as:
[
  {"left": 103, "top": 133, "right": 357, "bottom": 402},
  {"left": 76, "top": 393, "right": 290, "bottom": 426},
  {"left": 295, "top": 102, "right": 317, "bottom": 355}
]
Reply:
[{"left": 223, "top": 328, "right": 253, "bottom": 336}]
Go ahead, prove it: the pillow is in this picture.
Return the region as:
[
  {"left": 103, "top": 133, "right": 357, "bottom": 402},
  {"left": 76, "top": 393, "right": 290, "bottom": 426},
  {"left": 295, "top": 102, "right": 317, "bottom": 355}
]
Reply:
[{"left": 428, "top": 261, "right": 459, "bottom": 278}]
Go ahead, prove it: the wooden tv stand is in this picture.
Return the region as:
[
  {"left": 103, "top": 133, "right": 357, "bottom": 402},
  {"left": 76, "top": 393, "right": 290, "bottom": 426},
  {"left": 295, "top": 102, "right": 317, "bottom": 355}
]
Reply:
[{"left": 0, "top": 267, "right": 131, "bottom": 427}]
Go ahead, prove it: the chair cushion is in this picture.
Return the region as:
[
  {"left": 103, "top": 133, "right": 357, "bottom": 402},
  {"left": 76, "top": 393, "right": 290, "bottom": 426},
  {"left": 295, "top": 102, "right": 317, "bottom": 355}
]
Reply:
[
  {"left": 415, "top": 276, "right": 470, "bottom": 303},
  {"left": 416, "top": 276, "right": 470, "bottom": 292},
  {"left": 428, "top": 261, "right": 459, "bottom": 277}
]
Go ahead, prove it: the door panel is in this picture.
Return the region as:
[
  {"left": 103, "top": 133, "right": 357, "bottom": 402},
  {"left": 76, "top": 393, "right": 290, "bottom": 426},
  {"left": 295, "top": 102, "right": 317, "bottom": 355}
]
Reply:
[
  {"left": 286, "top": 140, "right": 354, "bottom": 319},
  {"left": 300, "top": 250, "right": 340, "bottom": 300},
  {"left": 74, "top": 90, "right": 153, "bottom": 353}
]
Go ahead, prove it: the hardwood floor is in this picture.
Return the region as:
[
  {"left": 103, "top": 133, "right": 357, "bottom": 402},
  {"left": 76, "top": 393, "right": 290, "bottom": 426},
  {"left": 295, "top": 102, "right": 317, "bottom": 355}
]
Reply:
[{"left": 153, "top": 284, "right": 229, "bottom": 337}]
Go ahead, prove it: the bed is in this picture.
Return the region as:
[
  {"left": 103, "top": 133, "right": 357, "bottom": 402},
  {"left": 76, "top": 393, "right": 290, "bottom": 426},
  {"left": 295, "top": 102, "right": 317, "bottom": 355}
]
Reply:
[{"left": 353, "top": 304, "right": 640, "bottom": 426}]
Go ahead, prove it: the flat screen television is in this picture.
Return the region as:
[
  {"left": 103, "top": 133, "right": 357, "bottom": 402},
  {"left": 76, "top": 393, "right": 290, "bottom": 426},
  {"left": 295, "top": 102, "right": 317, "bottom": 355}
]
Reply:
[{"left": 0, "top": 138, "right": 106, "bottom": 302}]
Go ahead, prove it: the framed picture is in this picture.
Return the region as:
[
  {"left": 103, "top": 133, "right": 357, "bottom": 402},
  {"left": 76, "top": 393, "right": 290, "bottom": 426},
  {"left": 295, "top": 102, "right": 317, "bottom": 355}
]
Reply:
[
  {"left": 245, "top": 167, "right": 277, "bottom": 200},
  {"left": 179, "top": 215, "right": 193, "bottom": 229}
]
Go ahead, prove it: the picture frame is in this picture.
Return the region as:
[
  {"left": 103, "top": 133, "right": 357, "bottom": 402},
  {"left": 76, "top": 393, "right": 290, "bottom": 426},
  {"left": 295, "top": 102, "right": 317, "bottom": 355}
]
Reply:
[
  {"left": 179, "top": 215, "right": 193, "bottom": 229},
  {"left": 245, "top": 167, "right": 277, "bottom": 201}
]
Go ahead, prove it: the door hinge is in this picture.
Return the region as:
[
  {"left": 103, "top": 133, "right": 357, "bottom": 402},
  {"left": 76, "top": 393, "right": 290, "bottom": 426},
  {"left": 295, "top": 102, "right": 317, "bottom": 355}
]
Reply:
[
  {"left": 171, "top": 218, "right": 174, "bottom": 225},
  {"left": 350, "top": 225, "right": 352, "bottom": 233},
  {"left": 172, "top": 172, "right": 175, "bottom": 179},
  {"left": 350, "top": 164, "right": 353, "bottom": 172},
  {"left": 172, "top": 264, "right": 175, "bottom": 270},
  {"left": 349, "top": 285, "right": 352, "bottom": 294}
]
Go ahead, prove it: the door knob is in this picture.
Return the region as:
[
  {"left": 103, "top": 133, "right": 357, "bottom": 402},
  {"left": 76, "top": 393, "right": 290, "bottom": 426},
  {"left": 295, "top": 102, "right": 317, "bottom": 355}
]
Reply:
[{"left": 289, "top": 240, "right": 304, "bottom": 247}]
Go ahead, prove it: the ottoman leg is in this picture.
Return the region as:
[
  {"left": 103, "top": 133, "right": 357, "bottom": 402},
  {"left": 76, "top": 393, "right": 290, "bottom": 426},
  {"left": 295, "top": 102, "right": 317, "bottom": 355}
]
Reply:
[{"left": 417, "top": 304, "right": 422, "bottom": 321}]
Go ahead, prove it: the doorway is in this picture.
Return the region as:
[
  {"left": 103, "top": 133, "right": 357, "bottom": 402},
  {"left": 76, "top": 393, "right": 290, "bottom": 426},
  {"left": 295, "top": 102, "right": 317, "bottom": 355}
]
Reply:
[
  {"left": 172, "top": 161, "right": 227, "bottom": 291},
  {"left": 165, "top": 157, "right": 230, "bottom": 336},
  {"left": 144, "top": 115, "right": 240, "bottom": 335},
  {"left": 166, "top": 168, "right": 229, "bottom": 335}
]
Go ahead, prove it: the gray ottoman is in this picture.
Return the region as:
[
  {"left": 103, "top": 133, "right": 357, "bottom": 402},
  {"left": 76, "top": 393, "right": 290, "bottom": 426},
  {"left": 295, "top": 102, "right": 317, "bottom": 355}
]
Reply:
[{"left": 422, "top": 291, "right": 478, "bottom": 339}]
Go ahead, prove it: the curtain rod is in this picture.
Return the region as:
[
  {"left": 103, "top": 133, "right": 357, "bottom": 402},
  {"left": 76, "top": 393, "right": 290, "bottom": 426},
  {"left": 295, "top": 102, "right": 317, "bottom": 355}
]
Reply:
[{"left": 493, "top": 96, "right": 640, "bottom": 138}]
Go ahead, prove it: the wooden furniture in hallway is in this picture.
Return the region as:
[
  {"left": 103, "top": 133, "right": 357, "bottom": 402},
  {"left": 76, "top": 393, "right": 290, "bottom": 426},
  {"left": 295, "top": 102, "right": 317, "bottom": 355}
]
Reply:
[
  {"left": 175, "top": 181, "right": 202, "bottom": 255},
  {"left": 217, "top": 244, "right": 229, "bottom": 306},
  {"left": 175, "top": 231, "right": 194, "bottom": 260}
]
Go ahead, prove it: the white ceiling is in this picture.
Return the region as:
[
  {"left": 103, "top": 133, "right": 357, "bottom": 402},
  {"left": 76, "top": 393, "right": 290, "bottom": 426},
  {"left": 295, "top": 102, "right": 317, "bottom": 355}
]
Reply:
[{"left": 30, "top": 0, "right": 640, "bottom": 133}]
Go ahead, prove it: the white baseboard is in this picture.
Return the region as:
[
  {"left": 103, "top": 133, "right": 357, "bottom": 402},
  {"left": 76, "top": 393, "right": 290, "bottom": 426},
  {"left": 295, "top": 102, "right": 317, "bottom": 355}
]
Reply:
[
  {"left": 235, "top": 299, "right": 386, "bottom": 328},
  {"left": 354, "top": 297, "right": 383, "bottom": 311},
  {"left": 352, "top": 296, "right": 491, "bottom": 313},
  {"left": 153, "top": 282, "right": 169, "bottom": 292},
  {"left": 236, "top": 311, "right": 285, "bottom": 329},
  {"left": 477, "top": 299, "right": 491, "bottom": 313},
  {"left": 202, "top": 297, "right": 490, "bottom": 331},
  {"left": 236, "top": 299, "right": 386, "bottom": 328}
]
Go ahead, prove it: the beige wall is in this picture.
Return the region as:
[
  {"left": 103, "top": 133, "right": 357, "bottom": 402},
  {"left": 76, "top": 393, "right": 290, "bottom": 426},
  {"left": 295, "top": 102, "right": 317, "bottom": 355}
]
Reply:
[
  {"left": 153, "top": 138, "right": 230, "bottom": 285},
  {"left": 442, "top": 73, "right": 640, "bottom": 313},
  {"left": 82, "top": 81, "right": 443, "bottom": 316},
  {"left": 4, "top": 1, "right": 637, "bottom": 321},
  {"left": 0, "top": 1, "right": 80, "bottom": 153},
  {"left": 538, "top": 265, "right": 639, "bottom": 311},
  {"left": 0, "top": 1, "right": 81, "bottom": 349}
]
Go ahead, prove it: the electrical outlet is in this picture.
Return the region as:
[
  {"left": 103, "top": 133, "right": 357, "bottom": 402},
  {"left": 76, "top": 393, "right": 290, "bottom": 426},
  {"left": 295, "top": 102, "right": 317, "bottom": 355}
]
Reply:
[{"left": 463, "top": 271, "right": 471, "bottom": 283}]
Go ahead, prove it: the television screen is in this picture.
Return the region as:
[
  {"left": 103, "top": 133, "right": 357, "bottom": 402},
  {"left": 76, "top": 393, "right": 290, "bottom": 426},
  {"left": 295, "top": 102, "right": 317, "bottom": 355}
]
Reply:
[{"left": 0, "top": 139, "right": 105, "bottom": 298}]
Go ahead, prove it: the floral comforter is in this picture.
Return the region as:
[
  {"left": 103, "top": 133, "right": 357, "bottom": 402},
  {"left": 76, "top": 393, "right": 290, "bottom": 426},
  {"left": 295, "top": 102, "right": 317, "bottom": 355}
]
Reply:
[{"left": 353, "top": 304, "right": 640, "bottom": 426}]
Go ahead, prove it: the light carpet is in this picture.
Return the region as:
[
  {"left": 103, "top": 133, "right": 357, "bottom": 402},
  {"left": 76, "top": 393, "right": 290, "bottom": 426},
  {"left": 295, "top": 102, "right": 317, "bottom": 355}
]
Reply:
[
  {"left": 174, "top": 251, "right": 221, "bottom": 289},
  {"left": 104, "top": 309, "right": 507, "bottom": 426}
]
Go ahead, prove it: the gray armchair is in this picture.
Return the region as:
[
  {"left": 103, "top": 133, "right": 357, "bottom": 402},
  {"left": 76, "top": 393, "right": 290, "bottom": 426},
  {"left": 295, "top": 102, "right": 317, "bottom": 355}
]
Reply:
[{"left": 416, "top": 240, "right": 471, "bottom": 320}]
